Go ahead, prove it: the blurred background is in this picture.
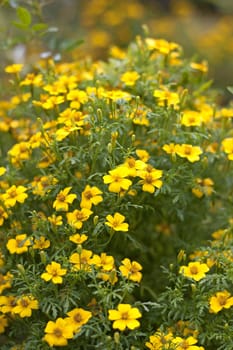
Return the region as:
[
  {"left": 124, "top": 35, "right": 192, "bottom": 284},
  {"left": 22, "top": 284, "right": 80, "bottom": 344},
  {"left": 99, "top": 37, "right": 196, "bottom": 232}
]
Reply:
[{"left": 1, "top": 0, "right": 233, "bottom": 90}]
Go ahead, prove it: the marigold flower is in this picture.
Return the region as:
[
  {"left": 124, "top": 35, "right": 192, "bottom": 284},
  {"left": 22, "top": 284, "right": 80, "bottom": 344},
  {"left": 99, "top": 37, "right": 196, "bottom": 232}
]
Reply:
[
  {"left": 69, "top": 233, "right": 88, "bottom": 244},
  {"left": 180, "top": 261, "right": 209, "bottom": 281},
  {"left": 69, "top": 249, "right": 93, "bottom": 271},
  {"left": 0, "top": 272, "right": 12, "bottom": 293},
  {"left": 119, "top": 258, "right": 142, "bottom": 282},
  {"left": 103, "top": 166, "right": 132, "bottom": 193},
  {"left": 7, "top": 234, "right": 31, "bottom": 254},
  {"left": 175, "top": 144, "right": 202, "bottom": 163},
  {"left": 192, "top": 178, "right": 214, "bottom": 198},
  {"left": 172, "top": 335, "right": 202, "bottom": 350},
  {"left": 5, "top": 64, "right": 23, "bottom": 74},
  {"left": 80, "top": 185, "right": 103, "bottom": 209},
  {"left": 105, "top": 212, "right": 129, "bottom": 232},
  {"left": 181, "top": 110, "right": 202, "bottom": 127},
  {"left": 108, "top": 304, "right": 141, "bottom": 331},
  {"left": 190, "top": 61, "right": 208, "bottom": 73},
  {"left": 66, "top": 308, "right": 92, "bottom": 332},
  {"left": 44, "top": 318, "right": 74, "bottom": 347},
  {"left": 13, "top": 295, "right": 39, "bottom": 318},
  {"left": 20, "top": 73, "right": 43, "bottom": 87},
  {"left": 48, "top": 214, "right": 63, "bottom": 226},
  {"left": 0, "top": 314, "right": 8, "bottom": 333},
  {"left": 209, "top": 290, "right": 233, "bottom": 313},
  {"left": 66, "top": 208, "right": 93, "bottom": 229},
  {"left": 120, "top": 71, "right": 140, "bottom": 86},
  {"left": 138, "top": 168, "right": 163, "bottom": 193},
  {"left": 66, "top": 89, "right": 88, "bottom": 109},
  {"left": 2, "top": 185, "right": 28, "bottom": 208},
  {"left": 53, "top": 187, "right": 77, "bottom": 212},
  {"left": 0, "top": 206, "right": 8, "bottom": 226},
  {"left": 221, "top": 138, "right": 233, "bottom": 160},
  {"left": 33, "top": 236, "right": 50, "bottom": 250},
  {"left": 153, "top": 89, "right": 180, "bottom": 109},
  {"left": 0, "top": 167, "right": 6, "bottom": 176},
  {"left": 145, "top": 330, "right": 173, "bottom": 349},
  {"left": 41, "top": 261, "right": 67, "bottom": 284},
  {"left": 0, "top": 295, "right": 17, "bottom": 313},
  {"left": 91, "top": 252, "right": 115, "bottom": 271}
]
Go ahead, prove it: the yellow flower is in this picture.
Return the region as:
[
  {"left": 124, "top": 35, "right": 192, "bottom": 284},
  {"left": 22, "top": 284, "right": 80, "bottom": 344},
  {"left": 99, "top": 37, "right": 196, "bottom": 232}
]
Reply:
[
  {"left": 5, "top": 64, "right": 23, "bottom": 73},
  {"left": 69, "top": 233, "right": 88, "bottom": 244},
  {"left": 119, "top": 258, "right": 142, "bottom": 282},
  {"left": 66, "top": 308, "right": 92, "bottom": 332},
  {"left": 192, "top": 178, "right": 214, "bottom": 198},
  {"left": 209, "top": 290, "right": 233, "bottom": 313},
  {"left": 172, "top": 336, "right": 202, "bottom": 350},
  {"left": 7, "top": 234, "right": 31, "bottom": 254},
  {"left": 66, "top": 89, "right": 88, "bottom": 109},
  {"left": 162, "top": 143, "right": 177, "bottom": 156},
  {"left": 33, "top": 236, "right": 50, "bottom": 250},
  {"left": 103, "top": 166, "right": 132, "bottom": 193},
  {"left": 136, "top": 149, "right": 150, "bottom": 162},
  {"left": 0, "top": 206, "right": 8, "bottom": 226},
  {"left": 41, "top": 261, "right": 67, "bottom": 284},
  {"left": 80, "top": 185, "right": 103, "bottom": 209},
  {"left": 44, "top": 318, "right": 74, "bottom": 347},
  {"left": 13, "top": 295, "right": 39, "bottom": 318},
  {"left": 41, "top": 95, "right": 65, "bottom": 110},
  {"left": 221, "top": 138, "right": 233, "bottom": 160},
  {"left": 108, "top": 304, "right": 141, "bottom": 331},
  {"left": 122, "top": 157, "right": 146, "bottom": 177},
  {"left": 0, "top": 167, "right": 6, "bottom": 176},
  {"left": 180, "top": 261, "right": 209, "bottom": 281},
  {"left": 48, "top": 214, "right": 63, "bottom": 226},
  {"left": 0, "top": 314, "right": 8, "bottom": 334},
  {"left": 145, "top": 330, "right": 173, "bottom": 349},
  {"left": 120, "top": 71, "right": 140, "bottom": 86},
  {"left": 138, "top": 168, "right": 163, "bottom": 193},
  {"left": 105, "top": 212, "right": 129, "bottom": 232},
  {"left": 190, "top": 61, "right": 208, "bottom": 73},
  {"left": 91, "top": 252, "right": 115, "bottom": 271},
  {"left": 66, "top": 208, "right": 93, "bottom": 229},
  {"left": 181, "top": 110, "right": 202, "bottom": 127},
  {"left": 175, "top": 144, "right": 202, "bottom": 163},
  {"left": 53, "top": 187, "right": 77, "bottom": 212},
  {"left": 2, "top": 185, "right": 28, "bottom": 208},
  {"left": 69, "top": 249, "right": 93, "bottom": 271},
  {"left": 153, "top": 89, "right": 180, "bottom": 109},
  {"left": 0, "top": 272, "right": 12, "bottom": 294},
  {"left": 20, "top": 73, "right": 43, "bottom": 87},
  {"left": 0, "top": 295, "right": 17, "bottom": 314},
  {"left": 145, "top": 38, "right": 180, "bottom": 55}
]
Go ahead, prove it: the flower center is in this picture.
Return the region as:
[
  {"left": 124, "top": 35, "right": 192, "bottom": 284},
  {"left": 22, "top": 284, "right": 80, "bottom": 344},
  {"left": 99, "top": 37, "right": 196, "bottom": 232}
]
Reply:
[
  {"left": 121, "top": 312, "right": 129, "bottom": 320},
  {"left": 53, "top": 328, "right": 62, "bottom": 337},
  {"left": 218, "top": 296, "right": 227, "bottom": 306},
  {"left": 190, "top": 266, "right": 198, "bottom": 274}
]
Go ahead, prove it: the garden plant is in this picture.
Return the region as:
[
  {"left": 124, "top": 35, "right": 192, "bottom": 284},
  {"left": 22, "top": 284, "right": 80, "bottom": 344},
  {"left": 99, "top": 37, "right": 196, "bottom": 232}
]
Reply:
[{"left": 0, "top": 3, "right": 233, "bottom": 350}]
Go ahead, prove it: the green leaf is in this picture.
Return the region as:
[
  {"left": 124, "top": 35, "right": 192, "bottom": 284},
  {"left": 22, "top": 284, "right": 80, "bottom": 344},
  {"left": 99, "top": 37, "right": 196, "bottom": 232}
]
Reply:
[
  {"left": 59, "top": 38, "right": 84, "bottom": 52},
  {"left": 227, "top": 86, "right": 233, "bottom": 94},
  {"left": 16, "top": 6, "right": 31, "bottom": 27},
  {"left": 32, "top": 23, "right": 48, "bottom": 32}
]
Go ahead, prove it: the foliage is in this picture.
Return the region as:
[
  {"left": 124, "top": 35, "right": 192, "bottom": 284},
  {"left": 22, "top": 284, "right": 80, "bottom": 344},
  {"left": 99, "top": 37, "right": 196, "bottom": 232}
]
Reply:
[{"left": 0, "top": 5, "right": 233, "bottom": 349}]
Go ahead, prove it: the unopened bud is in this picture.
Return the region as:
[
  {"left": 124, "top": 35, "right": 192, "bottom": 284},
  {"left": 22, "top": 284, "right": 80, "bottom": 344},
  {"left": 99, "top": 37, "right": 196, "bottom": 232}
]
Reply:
[
  {"left": 17, "top": 264, "right": 25, "bottom": 275},
  {"left": 93, "top": 215, "right": 99, "bottom": 226},
  {"left": 97, "top": 108, "right": 102, "bottom": 122},
  {"left": 114, "top": 332, "right": 120, "bottom": 344},
  {"left": 40, "top": 250, "right": 47, "bottom": 264},
  {"left": 107, "top": 143, "right": 112, "bottom": 154}
]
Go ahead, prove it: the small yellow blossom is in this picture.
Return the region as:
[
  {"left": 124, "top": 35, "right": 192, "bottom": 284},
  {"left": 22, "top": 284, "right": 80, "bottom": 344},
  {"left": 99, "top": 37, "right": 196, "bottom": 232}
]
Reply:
[
  {"left": 192, "top": 178, "right": 214, "bottom": 198},
  {"left": 13, "top": 295, "right": 39, "bottom": 318},
  {"left": 48, "top": 214, "right": 63, "bottom": 226},
  {"left": 69, "top": 233, "right": 88, "bottom": 244},
  {"left": 66, "top": 208, "right": 93, "bottom": 229},
  {"left": 66, "top": 308, "right": 92, "bottom": 332},
  {"left": 80, "top": 185, "right": 103, "bottom": 209},
  {"left": 175, "top": 144, "right": 203, "bottom": 163},
  {"left": 209, "top": 290, "right": 233, "bottom": 313},
  {"left": 221, "top": 138, "right": 233, "bottom": 160},
  {"left": 0, "top": 295, "right": 17, "bottom": 314},
  {"left": 33, "top": 236, "right": 50, "bottom": 250},
  {"left": 91, "top": 252, "right": 115, "bottom": 271},
  {"left": 0, "top": 272, "right": 12, "bottom": 294},
  {"left": 41, "top": 261, "right": 67, "bottom": 284},
  {"left": 69, "top": 249, "right": 93, "bottom": 271},
  {"left": 180, "top": 261, "right": 209, "bottom": 281},
  {"left": 138, "top": 168, "right": 163, "bottom": 193},
  {"left": 190, "top": 61, "right": 208, "bottom": 73},
  {"left": 153, "top": 89, "right": 180, "bottom": 109},
  {"left": 0, "top": 314, "right": 8, "bottom": 333},
  {"left": 119, "top": 258, "right": 142, "bottom": 282},
  {"left": 172, "top": 335, "right": 203, "bottom": 350},
  {"left": 120, "top": 71, "right": 140, "bottom": 86},
  {"left": 103, "top": 166, "right": 132, "bottom": 193},
  {"left": 145, "top": 330, "right": 173, "bottom": 349},
  {"left": 2, "top": 185, "right": 28, "bottom": 208},
  {"left": 181, "top": 110, "right": 202, "bottom": 127},
  {"left": 7, "top": 234, "right": 31, "bottom": 254},
  {"left": 105, "top": 212, "right": 129, "bottom": 232},
  {"left": 44, "top": 318, "right": 74, "bottom": 347},
  {"left": 53, "top": 187, "right": 77, "bottom": 212},
  {"left": 5, "top": 64, "right": 23, "bottom": 73},
  {"left": 66, "top": 89, "right": 88, "bottom": 109},
  {"left": 108, "top": 304, "right": 141, "bottom": 331},
  {"left": 0, "top": 206, "right": 8, "bottom": 226}
]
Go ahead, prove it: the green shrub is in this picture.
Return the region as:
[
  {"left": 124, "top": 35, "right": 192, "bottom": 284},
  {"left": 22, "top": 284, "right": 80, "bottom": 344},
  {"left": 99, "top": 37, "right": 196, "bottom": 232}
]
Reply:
[{"left": 0, "top": 28, "right": 233, "bottom": 349}]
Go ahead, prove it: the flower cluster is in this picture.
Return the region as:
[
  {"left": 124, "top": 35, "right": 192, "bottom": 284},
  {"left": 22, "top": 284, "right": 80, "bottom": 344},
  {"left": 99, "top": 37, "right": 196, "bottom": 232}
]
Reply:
[{"left": 0, "top": 31, "right": 232, "bottom": 349}]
